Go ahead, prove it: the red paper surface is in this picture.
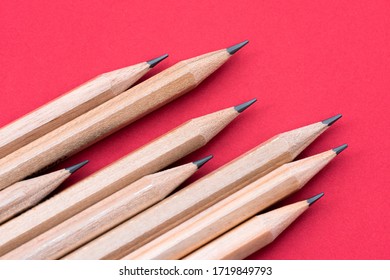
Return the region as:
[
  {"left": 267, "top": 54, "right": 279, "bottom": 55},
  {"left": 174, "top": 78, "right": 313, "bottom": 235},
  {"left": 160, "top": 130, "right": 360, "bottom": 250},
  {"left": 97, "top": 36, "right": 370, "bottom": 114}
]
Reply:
[{"left": 0, "top": 1, "right": 389, "bottom": 260}]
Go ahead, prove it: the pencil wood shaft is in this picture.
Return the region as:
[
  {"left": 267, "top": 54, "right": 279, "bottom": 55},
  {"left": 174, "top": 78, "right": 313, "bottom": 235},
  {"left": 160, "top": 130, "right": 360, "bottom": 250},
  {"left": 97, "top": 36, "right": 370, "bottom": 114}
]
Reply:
[
  {"left": 0, "top": 47, "right": 236, "bottom": 190},
  {"left": 184, "top": 200, "right": 310, "bottom": 260},
  {"left": 125, "top": 150, "right": 337, "bottom": 259},
  {"left": 63, "top": 119, "right": 334, "bottom": 260},
  {"left": 0, "top": 106, "right": 240, "bottom": 256},
  {"left": 2, "top": 162, "right": 199, "bottom": 260},
  {"left": 0, "top": 62, "right": 152, "bottom": 159},
  {"left": 0, "top": 169, "right": 70, "bottom": 224}
]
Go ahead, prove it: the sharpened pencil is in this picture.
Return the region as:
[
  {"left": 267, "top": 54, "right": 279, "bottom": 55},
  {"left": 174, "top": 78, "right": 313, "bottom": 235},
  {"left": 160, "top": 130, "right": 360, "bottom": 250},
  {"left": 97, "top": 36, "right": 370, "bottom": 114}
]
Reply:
[
  {"left": 0, "top": 41, "right": 248, "bottom": 190},
  {"left": 2, "top": 157, "right": 211, "bottom": 259},
  {"left": 184, "top": 193, "right": 324, "bottom": 260},
  {"left": 0, "top": 100, "right": 253, "bottom": 256},
  {"left": 0, "top": 55, "right": 167, "bottom": 158},
  {"left": 63, "top": 116, "right": 341, "bottom": 260},
  {"left": 0, "top": 160, "right": 88, "bottom": 224},
  {"left": 124, "top": 146, "right": 346, "bottom": 260}
]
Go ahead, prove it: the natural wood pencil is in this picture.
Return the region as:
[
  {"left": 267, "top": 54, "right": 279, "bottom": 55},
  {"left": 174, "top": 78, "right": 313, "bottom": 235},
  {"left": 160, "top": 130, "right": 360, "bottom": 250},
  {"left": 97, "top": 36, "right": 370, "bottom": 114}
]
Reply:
[
  {"left": 0, "top": 55, "right": 167, "bottom": 159},
  {"left": 2, "top": 157, "right": 211, "bottom": 260},
  {"left": 0, "top": 160, "right": 88, "bottom": 225},
  {"left": 0, "top": 101, "right": 252, "bottom": 256},
  {"left": 0, "top": 41, "right": 248, "bottom": 190},
  {"left": 63, "top": 115, "right": 341, "bottom": 260},
  {"left": 124, "top": 145, "right": 347, "bottom": 259},
  {"left": 184, "top": 193, "right": 324, "bottom": 260}
]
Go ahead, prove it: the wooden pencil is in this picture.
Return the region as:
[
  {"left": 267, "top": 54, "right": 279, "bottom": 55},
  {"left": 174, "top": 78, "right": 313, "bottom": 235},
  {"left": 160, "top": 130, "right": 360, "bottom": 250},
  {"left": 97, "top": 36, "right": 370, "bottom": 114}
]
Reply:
[
  {"left": 184, "top": 193, "right": 324, "bottom": 260},
  {"left": 63, "top": 115, "right": 341, "bottom": 260},
  {"left": 124, "top": 145, "right": 347, "bottom": 260},
  {"left": 0, "top": 41, "right": 248, "bottom": 190},
  {"left": 0, "top": 100, "right": 253, "bottom": 256},
  {"left": 2, "top": 157, "right": 211, "bottom": 260},
  {"left": 0, "top": 55, "right": 167, "bottom": 159},
  {"left": 0, "top": 160, "right": 88, "bottom": 225}
]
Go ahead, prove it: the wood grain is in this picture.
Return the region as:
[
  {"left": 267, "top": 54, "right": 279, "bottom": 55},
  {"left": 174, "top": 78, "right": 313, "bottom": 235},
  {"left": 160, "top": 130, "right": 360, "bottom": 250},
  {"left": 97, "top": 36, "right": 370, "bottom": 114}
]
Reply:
[
  {"left": 0, "top": 105, "right": 240, "bottom": 256},
  {"left": 184, "top": 199, "right": 311, "bottom": 260},
  {"left": 0, "top": 62, "right": 150, "bottom": 159},
  {"left": 0, "top": 48, "right": 233, "bottom": 190},
  {"left": 63, "top": 119, "right": 334, "bottom": 260},
  {"left": 124, "top": 149, "right": 337, "bottom": 259},
  {"left": 2, "top": 162, "right": 199, "bottom": 259},
  {"left": 0, "top": 169, "right": 70, "bottom": 224}
]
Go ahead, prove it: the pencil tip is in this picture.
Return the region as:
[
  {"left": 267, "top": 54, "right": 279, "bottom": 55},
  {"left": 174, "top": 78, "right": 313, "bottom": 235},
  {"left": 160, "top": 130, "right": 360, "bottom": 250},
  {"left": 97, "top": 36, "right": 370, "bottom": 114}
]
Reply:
[
  {"left": 147, "top": 54, "right": 169, "bottom": 68},
  {"left": 234, "top": 98, "right": 257, "bottom": 113},
  {"left": 226, "top": 40, "right": 249, "bottom": 55},
  {"left": 65, "top": 160, "right": 89, "bottom": 174},
  {"left": 333, "top": 144, "right": 348, "bottom": 155},
  {"left": 307, "top": 192, "right": 324, "bottom": 206},
  {"left": 193, "top": 155, "right": 213, "bottom": 169},
  {"left": 322, "top": 114, "right": 342, "bottom": 126}
]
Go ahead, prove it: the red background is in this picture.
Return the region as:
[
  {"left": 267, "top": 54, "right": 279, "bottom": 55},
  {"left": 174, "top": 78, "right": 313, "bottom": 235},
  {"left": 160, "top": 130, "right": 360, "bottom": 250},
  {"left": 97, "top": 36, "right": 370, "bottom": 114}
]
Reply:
[{"left": 0, "top": 1, "right": 389, "bottom": 260}]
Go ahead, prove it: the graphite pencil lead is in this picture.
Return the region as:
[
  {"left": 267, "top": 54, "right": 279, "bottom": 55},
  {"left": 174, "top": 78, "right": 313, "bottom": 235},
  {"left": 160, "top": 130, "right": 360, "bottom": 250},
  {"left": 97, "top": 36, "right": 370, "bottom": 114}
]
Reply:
[
  {"left": 332, "top": 144, "right": 348, "bottom": 155},
  {"left": 322, "top": 114, "right": 342, "bottom": 126},
  {"left": 147, "top": 54, "right": 169, "bottom": 68},
  {"left": 226, "top": 40, "right": 249, "bottom": 55},
  {"left": 193, "top": 155, "right": 213, "bottom": 169},
  {"left": 234, "top": 98, "right": 257, "bottom": 113},
  {"left": 65, "top": 160, "right": 89, "bottom": 174},
  {"left": 307, "top": 192, "right": 325, "bottom": 206}
]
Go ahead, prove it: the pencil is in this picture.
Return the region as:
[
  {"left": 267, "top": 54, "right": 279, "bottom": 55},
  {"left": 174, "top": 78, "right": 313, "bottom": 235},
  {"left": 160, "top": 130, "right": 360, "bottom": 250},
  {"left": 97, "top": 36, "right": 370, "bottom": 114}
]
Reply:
[
  {"left": 0, "top": 55, "right": 167, "bottom": 159},
  {"left": 124, "top": 145, "right": 346, "bottom": 259},
  {"left": 0, "top": 160, "right": 88, "bottom": 225},
  {"left": 0, "top": 100, "right": 253, "bottom": 256},
  {"left": 2, "top": 156, "right": 212, "bottom": 260},
  {"left": 0, "top": 40, "right": 248, "bottom": 190},
  {"left": 184, "top": 193, "right": 324, "bottom": 260},
  {"left": 63, "top": 115, "right": 341, "bottom": 260}
]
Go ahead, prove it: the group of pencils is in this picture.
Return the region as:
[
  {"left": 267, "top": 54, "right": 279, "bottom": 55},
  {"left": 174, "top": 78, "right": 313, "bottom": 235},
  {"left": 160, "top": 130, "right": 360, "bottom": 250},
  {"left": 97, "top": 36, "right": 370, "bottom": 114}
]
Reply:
[{"left": 0, "top": 40, "right": 347, "bottom": 260}]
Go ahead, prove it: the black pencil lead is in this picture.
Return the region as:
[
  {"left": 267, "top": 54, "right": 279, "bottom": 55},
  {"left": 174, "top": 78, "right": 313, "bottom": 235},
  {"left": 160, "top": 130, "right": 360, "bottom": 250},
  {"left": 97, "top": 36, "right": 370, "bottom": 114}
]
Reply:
[
  {"left": 307, "top": 192, "right": 325, "bottom": 206},
  {"left": 147, "top": 54, "right": 169, "bottom": 68},
  {"left": 234, "top": 98, "right": 257, "bottom": 113},
  {"left": 226, "top": 40, "right": 249, "bottom": 55},
  {"left": 322, "top": 114, "right": 342, "bottom": 126},
  {"left": 193, "top": 155, "right": 213, "bottom": 169},
  {"left": 65, "top": 160, "right": 89, "bottom": 174},
  {"left": 333, "top": 144, "right": 348, "bottom": 155}
]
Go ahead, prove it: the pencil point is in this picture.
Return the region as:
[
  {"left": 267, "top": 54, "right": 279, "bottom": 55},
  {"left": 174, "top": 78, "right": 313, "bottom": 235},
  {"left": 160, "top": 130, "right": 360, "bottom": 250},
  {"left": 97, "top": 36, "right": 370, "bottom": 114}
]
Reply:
[
  {"left": 65, "top": 160, "right": 89, "bottom": 174},
  {"left": 147, "top": 54, "right": 169, "bottom": 68},
  {"left": 193, "top": 155, "right": 213, "bottom": 169},
  {"left": 333, "top": 144, "right": 348, "bottom": 155},
  {"left": 226, "top": 40, "right": 249, "bottom": 55},
  {"left": 234, "top": 98, "right": 257, "bottom": 113},
  {"left": 322, "top": 114, "right": 342, "bottom": 126},
  {"left": 307, "top": 193, "right": 324, "bottom": 206}
]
